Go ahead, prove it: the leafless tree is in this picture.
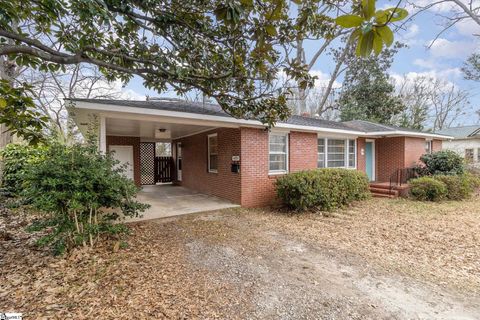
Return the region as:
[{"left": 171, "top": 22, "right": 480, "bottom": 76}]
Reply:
[
  {"left": 15, "top": 64, "right": 124, "bottom": 142},
  {"left": 430, "top": 79, "right": 471, "bottom": 130},
  {"left": 404, "top": 0, "right": 480, "bottom": 47},
  {"left": 393, "top": 75, "right": 472, "bottom": 130}
]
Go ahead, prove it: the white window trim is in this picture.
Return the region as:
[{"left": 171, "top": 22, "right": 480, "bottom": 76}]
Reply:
[
  {"left": 269, "top": 132, "right": 289, "bottom": 174},
  {"left": 318, "top": 137, "right": 357, "bottom": 170},
  {"left": 348, "top": 139, "right": 357, "bottom": 169},
  {"left": 425, "top": 139, "right": 433, "bottom": 154},
  {"left": 207, "top": 133, "right": 218, "bottom": 173}
]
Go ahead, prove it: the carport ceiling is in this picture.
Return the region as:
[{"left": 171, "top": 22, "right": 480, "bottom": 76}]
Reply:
[{"left": 106, "top": 118, "right": 214, "bottom": 140}]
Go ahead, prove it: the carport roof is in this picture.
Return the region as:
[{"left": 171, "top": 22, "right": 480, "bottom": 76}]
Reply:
[{"left": 67, "top": 98, "right": 452, "bottom": 139}]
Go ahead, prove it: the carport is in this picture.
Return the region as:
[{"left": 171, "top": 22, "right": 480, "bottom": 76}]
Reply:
[
  {"left": 67, "top": 98, "right": 242, "bottom": 219},
  {"left": 129, "top": 184, "right": 239, "bottom": 221}
]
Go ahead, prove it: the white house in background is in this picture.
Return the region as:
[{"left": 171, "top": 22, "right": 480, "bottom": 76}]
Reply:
[{"left": 436, "top": 125, "right": 480, "bottom": 164}]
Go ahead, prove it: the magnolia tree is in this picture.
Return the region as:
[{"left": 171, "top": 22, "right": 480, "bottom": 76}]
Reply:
[{"left": 0, "top": 0, "right": 407, "bottom": 143}]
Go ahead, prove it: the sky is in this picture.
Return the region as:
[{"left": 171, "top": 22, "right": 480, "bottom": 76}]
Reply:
[{"left": 121, "top": 0, "right": 480, "bottom": 126}]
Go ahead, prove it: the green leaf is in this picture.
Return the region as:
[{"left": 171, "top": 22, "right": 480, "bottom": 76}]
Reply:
[
  {"left": 0, "top": 98, "right": 6, "bottom": 109},
  {"left": 265, "top": 25, "right": 277, "bottom": 36},
  {"left": 374, "top": 10, "right": 388, "bottom": 24},
  {"left": 384, "top": 7, "right": 408, "bottom": 22},
  {"left": 362, "top": 0, "right": 376, "bottom": 19},
  {"left": 373, "top": 32, "right": 383, "bottom": 55},
  {"left": 335, "top": 15, "right": 364, "bottom": 28},
  {"left": 376, "top": 26, "right": 393, "bottom": 47}
]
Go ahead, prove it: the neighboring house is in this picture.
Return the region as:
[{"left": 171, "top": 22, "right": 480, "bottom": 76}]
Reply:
[
  {"left": 67, "top": 99, "right": 450, "bottom": 207},
  {"left": 436, "top": 125, "right": 480, "bottom": 165}
]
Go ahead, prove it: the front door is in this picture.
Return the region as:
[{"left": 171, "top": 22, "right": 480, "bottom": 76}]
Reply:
[
  {"left": 176, "top": 143, "right": 182, "bottom": 181},
  {"left": 365, "top": 141, "right": 375, "bottom": 181},
  {"left": 110, "top": 145, "right": 134, "bottom": 180}
]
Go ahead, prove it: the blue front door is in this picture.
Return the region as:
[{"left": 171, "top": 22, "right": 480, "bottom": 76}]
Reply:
[{"left": 365, "top": 142, "right": 374, "bottom": 181}]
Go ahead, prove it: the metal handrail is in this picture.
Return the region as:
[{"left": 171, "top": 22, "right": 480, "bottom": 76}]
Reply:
[{"left": 389, "top": 167, "right": 420, "bottom": 191}]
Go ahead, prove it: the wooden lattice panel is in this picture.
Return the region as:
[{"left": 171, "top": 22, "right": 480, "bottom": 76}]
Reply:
[{"left": 140, "top": 142, "right": 156, "bottom": 185}]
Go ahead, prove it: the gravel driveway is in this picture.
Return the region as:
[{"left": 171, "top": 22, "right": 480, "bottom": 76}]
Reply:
[{"left": 2, "top": 198, "right": 480, "bottom": 319}]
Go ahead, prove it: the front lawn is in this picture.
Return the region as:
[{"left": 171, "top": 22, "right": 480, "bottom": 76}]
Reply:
[{"left": 1, "top": 197, "right": 479, "bottom": 319}]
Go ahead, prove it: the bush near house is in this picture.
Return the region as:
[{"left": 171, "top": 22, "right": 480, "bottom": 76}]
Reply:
[
  {"left": 0, "top": 143, "right": 48, "bottom": 197},
  {"left": 409, "top": 174, "right": 480, "bottom": 202},
  {"left": 409, "top": 177, "right": 448, "bottom": 201},
  {"left": 420, "top": 150, "right": 465, "bottom": 176},
  {"left": 19, "top": 143, "right": 149, "bottom": 255},
  {"left": 275, "top": 168, "right": 370, "bottom": 211}
]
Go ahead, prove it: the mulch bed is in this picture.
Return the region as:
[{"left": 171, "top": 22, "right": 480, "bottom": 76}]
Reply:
[{"left": 0, "top": 207, "right": 251, "bottom": 319}]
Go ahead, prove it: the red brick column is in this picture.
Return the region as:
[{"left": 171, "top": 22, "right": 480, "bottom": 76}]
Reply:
[{"left": 289, "top": 131, "right": 318, "bottom": 172}]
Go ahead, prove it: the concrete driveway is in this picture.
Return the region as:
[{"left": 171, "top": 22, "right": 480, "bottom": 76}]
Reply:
[{"left": 129, "top": 184, "right": 239, "bottom": 222}]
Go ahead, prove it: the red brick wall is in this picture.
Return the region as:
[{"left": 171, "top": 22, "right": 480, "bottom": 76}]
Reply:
[
  {"left": 173, "top": 128, "right": 241, "bottom": 204},
  {"left": 375, "top": 137, "right": 405, "bottom": 182},
  {"left": 404, "top": 137, "right": 427, "bottom": 167},
  {"left": 356, "top": 137, "right": 366, "bottom": 173},
  {"left": 432, "top": 139, "right": 442, "bottom": 152},
  {"left": 289, "top": 131, "right": 318, "bottom": 172},
  {"left": 239, "top": 127, "right": 276, "bottom": 207},
  {"left": 106, "top": 136, "right": 141, "bottom": 186}
]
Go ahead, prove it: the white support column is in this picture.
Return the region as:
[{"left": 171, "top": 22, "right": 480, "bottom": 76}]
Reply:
[{"left": 99, "top": 115, "right": 107, "bottom": 153}]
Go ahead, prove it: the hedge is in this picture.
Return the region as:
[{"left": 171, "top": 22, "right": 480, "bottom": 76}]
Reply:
[
  {"left": 409, "top": 177, "right": 447, "bottom": 201},
  {"left": 275, "top": 168, "right": 370, "bottom": 211}
]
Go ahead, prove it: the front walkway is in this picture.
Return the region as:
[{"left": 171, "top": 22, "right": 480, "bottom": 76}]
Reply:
[{"left": 130, "top": 184, "right": 239, "bottom": 221}]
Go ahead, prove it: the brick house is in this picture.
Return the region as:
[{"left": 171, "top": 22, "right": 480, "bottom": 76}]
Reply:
[{"left": 68, "top": 99, "right": 451, "bottom": 207}]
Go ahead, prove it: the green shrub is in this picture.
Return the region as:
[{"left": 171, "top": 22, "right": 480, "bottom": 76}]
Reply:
[
  {"left": 433, "top": 175, "right": 473, "bottom": 200},
  {"left": 420, "top": 150, "right": 464, "bottom": 175},
  {"left": 22, "top": 143, "right": 149, "bottom": 255},
  {"left": 0, "top": 143, "right": 48, "bottom": 197},
  {"left": 409, "top": 177, "right": 447, "bottom": 201},
  {"left": 275, "top": 168, "right": 370, "bottom": 211}
]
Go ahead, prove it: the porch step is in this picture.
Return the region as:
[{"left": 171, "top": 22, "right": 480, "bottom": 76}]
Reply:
[{"left": 369, "top": 184, "right": 399, "bottom": 198}]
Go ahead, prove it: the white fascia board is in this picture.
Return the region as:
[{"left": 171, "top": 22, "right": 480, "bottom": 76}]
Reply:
[
  {"left": 363, "top": 130, "right": 453, "bottom": 140},
  {"left": 70, "top": 101, "right": 364, "bottom": 135}
]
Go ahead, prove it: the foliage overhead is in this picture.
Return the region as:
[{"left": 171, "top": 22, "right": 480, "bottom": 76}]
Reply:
[
  {"left": 462, "top": 53, "right": 480, "bottom": 82},
  {"left": 338, "top": 42, "right": 405, "bottom": 124},
  {"left": 0, "top": 0, "right": 406, "bottom": 135},
  {"left": 335, "top": 0, "right": 408, "bottom": 56}
]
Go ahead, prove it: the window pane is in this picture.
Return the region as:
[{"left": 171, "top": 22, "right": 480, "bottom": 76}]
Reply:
[
  {"left": 318, "top": 138, "right": 325, "bottom": 168},
  {"left": 209, "top": 155, "right": 218, "bottom": 171},
  {"left": 477, "top": 148, "right": 480, "bottom": 162},
  {"left": 327, "top": 139, "right": 345, "bottom": 168},
  {"left": 269, "top": 154, "right": 286, "bottom": 171},
  {"left": 466, "top": 149, "right": 474, "bottom": 162},
  {"left": 348, "top": 140, "right": 355, "bottom": 167},
  {"left": 270, "top": 134, "right": 287, "bottom": 153}
]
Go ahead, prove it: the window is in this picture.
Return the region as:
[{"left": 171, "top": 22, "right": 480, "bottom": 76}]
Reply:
[
  {"left": 466, "top": 148, "right": 474, "bottom": 163},
  {"left": 317, "top": 138, "right": 325, "bottom": 168},
  {"left": 269, "top": 133, "right": 288, "bottom": 173},
  {"left": 318, "top": 138, "right": 356, "bottom": 169},
  {"left": 348, "top": 140, "right": 356, "bottom": 168},
  {"left": 208, "top": 134, "right": 218, "bottom": 172},
  {"left": 477, "top": 148, "right": 480, "bottom": 162},
  {"left": 425, "top": 140, "right": 432, "bottom": 154},
  {"left": 327, "top": 139, "right": 346, "bottom": 168}
]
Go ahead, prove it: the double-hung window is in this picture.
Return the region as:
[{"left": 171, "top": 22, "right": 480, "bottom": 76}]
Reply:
[
  {"left": 317, "top": 137, "right": 356, "bottom": 169},
  {"left": 425, "top": 140, "right": 432, "bottom": 154},
  {"left": 208, "top": 133, "right": 218, "bottom": 173},
  {"left": 269, "top": 133, "right": 288, "bottom": 173},
  {"left": 327, "top": 139, "right": 346, "bottom": 168},
  {"left": 465, "top": 148, "right": 474, "bottom": 163},
  {"left": 317, "top": 139, "right": 325, "bottom": 168},
  {"left": 348, "top": 139, "right": 356, "bottom": 168}
]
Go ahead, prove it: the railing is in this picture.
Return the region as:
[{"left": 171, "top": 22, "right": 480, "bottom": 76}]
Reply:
[{"left": 389, "top": 167, "right": 420, "bottom": 191}]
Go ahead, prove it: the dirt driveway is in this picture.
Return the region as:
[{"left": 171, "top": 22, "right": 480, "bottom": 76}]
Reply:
[{"left": 1, "top": 198, "right": 480, "bottom": 319}]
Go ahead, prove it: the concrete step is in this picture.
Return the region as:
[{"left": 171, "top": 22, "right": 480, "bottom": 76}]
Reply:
[
  {"left": 371, "top": 192, "right": 396, "bottom": 198},
  {"left": 369, "top": 187, "right": 399, "bottom": 197}
]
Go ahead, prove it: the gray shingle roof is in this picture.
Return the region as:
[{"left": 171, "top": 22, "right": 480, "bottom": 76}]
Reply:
[
  {"left": 342, "top": 120, "right": 430, "bottom": 134},
  {"left": 68, "top": 98, "right": 229, "bottom": 117},
  {"left": 68, "top": 98, "right": 363, "bottom": 132},
  {"left": 68, "top": 99, "right": 447, "bottom": 137},
  {"left": 435, "top": 125, "right": 480, "bottom": 139}
]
